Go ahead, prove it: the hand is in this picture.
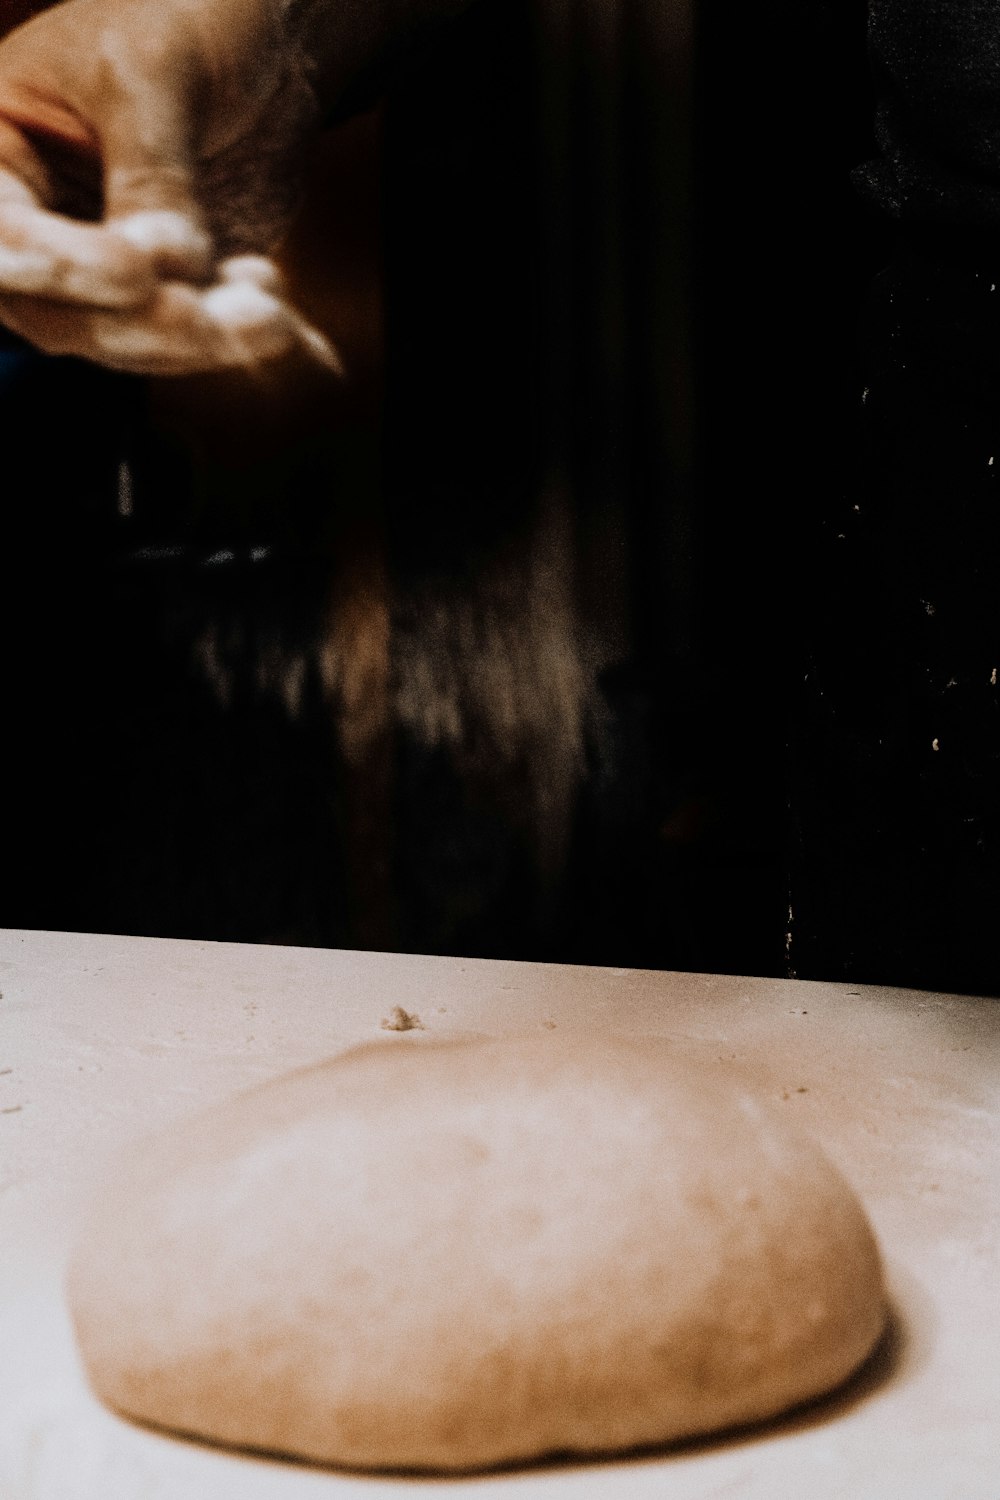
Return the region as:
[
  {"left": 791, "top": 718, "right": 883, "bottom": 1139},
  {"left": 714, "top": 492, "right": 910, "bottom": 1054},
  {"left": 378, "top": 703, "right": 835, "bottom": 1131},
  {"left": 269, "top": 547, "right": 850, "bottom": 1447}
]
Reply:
[{"left": 0, "top": 0, "right": 341, "bottom": 374}]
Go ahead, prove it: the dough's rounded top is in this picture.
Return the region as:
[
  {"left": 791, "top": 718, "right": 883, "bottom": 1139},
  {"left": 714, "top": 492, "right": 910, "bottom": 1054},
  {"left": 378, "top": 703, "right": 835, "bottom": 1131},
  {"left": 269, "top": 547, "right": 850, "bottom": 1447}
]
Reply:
[{"left": 68, "top": 1032, "right": 887, "bottom": 1473}]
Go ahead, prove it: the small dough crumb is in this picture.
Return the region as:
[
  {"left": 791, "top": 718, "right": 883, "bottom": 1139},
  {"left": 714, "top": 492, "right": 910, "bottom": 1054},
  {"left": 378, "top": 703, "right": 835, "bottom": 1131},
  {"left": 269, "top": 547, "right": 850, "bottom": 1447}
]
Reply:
[{"left": 380, "top": 1006, "right": 424, "bottom": 1032}]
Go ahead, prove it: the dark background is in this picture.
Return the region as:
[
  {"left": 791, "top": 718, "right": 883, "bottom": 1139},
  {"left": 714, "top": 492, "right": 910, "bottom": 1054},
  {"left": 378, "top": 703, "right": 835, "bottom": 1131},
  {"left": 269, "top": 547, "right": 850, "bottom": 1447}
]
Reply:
[{"left": 3, "top": 1, "right": 995, "bottom": 995}]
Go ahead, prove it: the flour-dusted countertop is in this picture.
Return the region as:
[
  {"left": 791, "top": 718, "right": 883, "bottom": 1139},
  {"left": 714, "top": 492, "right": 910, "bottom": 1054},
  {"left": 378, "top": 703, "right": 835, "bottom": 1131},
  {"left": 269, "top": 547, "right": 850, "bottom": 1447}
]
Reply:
[{"left": 0, "top": 928, "right": 997, "bottom": 1499}]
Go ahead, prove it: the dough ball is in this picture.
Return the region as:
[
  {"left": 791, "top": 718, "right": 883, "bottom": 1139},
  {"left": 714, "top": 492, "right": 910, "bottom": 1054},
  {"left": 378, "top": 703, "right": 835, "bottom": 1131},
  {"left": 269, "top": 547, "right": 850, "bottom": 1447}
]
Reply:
[{"left": 67, "top": 1034, "right": 887, "bottom": 1473}]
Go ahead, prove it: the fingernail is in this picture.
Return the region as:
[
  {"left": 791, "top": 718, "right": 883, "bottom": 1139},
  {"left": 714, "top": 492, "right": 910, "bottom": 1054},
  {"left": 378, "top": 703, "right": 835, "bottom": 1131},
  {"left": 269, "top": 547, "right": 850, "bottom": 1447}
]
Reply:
[{"left": 299, "top": 324, "right": 345, "bottom": 375}]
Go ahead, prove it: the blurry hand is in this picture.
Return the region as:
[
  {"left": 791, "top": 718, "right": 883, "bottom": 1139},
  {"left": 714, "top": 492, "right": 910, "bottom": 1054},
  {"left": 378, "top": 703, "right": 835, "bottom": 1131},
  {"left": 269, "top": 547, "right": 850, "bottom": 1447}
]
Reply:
[{"left": 0, "top": 0, "right": 341, "bottom": 373}]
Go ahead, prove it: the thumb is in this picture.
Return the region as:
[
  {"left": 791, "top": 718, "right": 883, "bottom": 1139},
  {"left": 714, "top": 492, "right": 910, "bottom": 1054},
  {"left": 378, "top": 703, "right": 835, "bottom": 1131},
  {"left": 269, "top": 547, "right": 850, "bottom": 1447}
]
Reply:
[{"left": 87, "top": 31, "right": 214, "bottom": 281}]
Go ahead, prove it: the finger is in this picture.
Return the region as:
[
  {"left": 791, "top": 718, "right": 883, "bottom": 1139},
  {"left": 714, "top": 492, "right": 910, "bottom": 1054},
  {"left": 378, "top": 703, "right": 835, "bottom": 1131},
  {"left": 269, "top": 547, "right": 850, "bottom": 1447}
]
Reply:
[
  {"left": 213, "top": 259, "right": 345, "bottom": 373},
  {"left": 0, "top": 165, "right": 158, "bottom": 307},
  {"left": 197, "top": 277, "right": 344, "bottom": 374},
  {"left": 0, "top": 273, "right": 343, "bottom": 376}
]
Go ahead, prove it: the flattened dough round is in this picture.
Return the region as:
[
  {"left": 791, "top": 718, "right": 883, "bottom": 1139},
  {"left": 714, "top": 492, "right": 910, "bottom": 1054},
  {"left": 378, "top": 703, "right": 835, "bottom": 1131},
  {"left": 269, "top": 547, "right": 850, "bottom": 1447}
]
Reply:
[{"left": 68, "top": 1034, "right": 886, "bottom": 1472}]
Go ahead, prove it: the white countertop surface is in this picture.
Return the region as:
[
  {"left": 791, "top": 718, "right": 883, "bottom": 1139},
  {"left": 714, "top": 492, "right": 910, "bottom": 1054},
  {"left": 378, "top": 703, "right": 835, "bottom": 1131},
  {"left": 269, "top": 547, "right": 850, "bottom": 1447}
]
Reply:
[{"left": 1, "top": 928, "right": 997, "bottom": 1498}]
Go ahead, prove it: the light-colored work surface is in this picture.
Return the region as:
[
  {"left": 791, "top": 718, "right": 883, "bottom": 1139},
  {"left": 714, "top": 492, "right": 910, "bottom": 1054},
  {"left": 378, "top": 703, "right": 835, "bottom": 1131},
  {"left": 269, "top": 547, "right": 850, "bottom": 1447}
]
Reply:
[{"left": 0, "top": 928, "right": 997, "bottom": 1499}]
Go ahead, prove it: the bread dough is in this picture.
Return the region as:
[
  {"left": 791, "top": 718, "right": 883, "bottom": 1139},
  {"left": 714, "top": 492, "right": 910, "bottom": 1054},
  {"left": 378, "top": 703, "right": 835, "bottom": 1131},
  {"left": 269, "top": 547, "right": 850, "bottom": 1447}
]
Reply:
[{"left": 67, "top": 1033, "right": 887, "bottom": 1473}]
